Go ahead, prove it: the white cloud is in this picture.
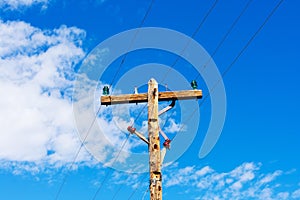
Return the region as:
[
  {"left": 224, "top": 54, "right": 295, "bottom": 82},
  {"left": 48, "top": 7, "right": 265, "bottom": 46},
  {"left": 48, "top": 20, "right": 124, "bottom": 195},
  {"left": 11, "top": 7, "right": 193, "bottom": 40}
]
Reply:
[
  {"left": 0, "top": 0, "right": 49, "bottom": 10},
  {"left": 292, "top": 189, "right": 300, "bottom": 199},
  {"left": 195, "top": 166, "right": 213, "bottom": 176},
  {"left": 0, "top": 20, "right": 91, "bottom": 172},
  {"left": 277, "top": 192, "right": 289, "bottom": 200},
  {"left": 164, "top": 118, "right": 184, "bottom": 133},
  {"left": 0, "top": 20, "right": 148, "bottom": 171},
  {"left": 259, "top": 170, "right": 282, "bottom": 185},
  {"left": 164, "top": 162, "right": 300, "bottom": 200}
]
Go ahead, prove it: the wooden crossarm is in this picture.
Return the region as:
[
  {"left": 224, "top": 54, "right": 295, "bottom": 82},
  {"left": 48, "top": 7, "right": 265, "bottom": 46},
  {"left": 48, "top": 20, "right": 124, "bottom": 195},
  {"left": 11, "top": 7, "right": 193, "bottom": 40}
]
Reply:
[{"left": 101, "top": 90, "right": 202, "bottom": 105}]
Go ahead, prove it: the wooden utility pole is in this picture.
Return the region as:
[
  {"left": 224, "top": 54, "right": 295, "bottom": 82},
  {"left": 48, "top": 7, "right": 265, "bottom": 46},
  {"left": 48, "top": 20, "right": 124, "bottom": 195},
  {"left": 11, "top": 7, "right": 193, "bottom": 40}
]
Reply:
[
  {"left": 147, "top": 79, "right": 162, "bottom": 199},
  {"left": 101, "top": 78, "right": 202, "bottom": 200}
]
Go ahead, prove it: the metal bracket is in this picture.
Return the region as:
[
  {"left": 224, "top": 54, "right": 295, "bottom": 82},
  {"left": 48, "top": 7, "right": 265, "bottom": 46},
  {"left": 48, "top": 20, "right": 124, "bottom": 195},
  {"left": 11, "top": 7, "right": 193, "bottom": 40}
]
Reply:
[
  {"left": 127, "top": 126, "right": 149, "bottom": 144},
  {"left": 158, "top": 99, "right": 176, "bottom": 116}
]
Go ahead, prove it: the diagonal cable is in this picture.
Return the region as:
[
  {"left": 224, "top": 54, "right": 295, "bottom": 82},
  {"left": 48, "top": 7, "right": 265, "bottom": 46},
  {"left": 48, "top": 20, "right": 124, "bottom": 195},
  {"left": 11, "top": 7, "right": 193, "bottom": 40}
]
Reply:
[
  {"left": 127, "top": 173, "right": 149, "bottom": 200},
  {"left": 194, "top": 0, "right": 254, "bottom": 80},
  {"left": 160, "top": 0, "right": 219, "bottom": 83},
  {"left": 108, "top": 3, "right": 221, "bottom": 198},
  {"left": 91, "top": 133, "right": 131, "bottom": 200},
  {"left": 87, "top": 0, "right": 155, "bottom": 198},
  {"left": 172, "top": 0, "right": 285, "bottom": 140},
  {"left": 132, "top": 0, "right": 220, "bottom": 131},
  {"left": 54, "top": 105, "right": 102, "bottom": 200},
  {"left": 109, "top": 0, "right": 155, "bottom": 88}
]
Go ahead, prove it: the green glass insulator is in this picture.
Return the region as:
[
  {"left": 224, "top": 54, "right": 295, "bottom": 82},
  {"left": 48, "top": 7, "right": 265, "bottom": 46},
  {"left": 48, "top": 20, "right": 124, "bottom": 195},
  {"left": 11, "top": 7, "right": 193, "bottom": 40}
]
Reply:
[
  {"left": 191, "top": 80, "right": 198, "bottom": 90},
  {"left": 103, "top": 86, "right": 109, "bottom": 95}
]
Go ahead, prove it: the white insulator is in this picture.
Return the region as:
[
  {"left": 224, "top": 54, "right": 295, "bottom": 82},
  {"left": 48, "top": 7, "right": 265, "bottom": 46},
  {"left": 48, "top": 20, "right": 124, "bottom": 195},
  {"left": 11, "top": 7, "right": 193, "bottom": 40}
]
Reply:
[{"left": 134, "top": 86, "right": 138, "bottom": 94}]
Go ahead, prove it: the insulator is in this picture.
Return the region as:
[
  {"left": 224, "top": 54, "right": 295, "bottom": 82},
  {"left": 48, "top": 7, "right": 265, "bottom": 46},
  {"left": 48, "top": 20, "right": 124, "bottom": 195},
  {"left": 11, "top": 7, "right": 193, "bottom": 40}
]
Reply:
[
  {"left": 103, "top": 86, "right": 109, "bottom": 95},
  {"left": 191, "top": 80, "right": 198, "bottom": 90},
  {"left": 127, "top": 126, "right": 136, "bottom": 134},
  {"left": 134, "top": 86, "right": 138, "bottom": 94},
  {"left": 163, "top": 139, "right": 171, "bottom": 149}
]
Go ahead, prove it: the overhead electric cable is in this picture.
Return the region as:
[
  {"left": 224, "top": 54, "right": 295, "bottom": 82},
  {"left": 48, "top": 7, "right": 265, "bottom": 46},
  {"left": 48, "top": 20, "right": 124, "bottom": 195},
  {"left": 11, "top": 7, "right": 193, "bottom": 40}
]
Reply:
[
  {"left": 107, "top": 0, "right": 275, "bottom": 199},
  {"left": 75, "top": 1, "right": 155, "bottom": 199},
  {"left": 127, "top": 173, "right": 148, "bottom": 200},
  {"left": 54, "top": 105, "right": 102, "bottom": 200},
  {"left": 141, "top": 187, "right": 149, "bottom": 200},
  {"left": 91, "top": 133, "right": 131, "bottom": 200},
  {"left": 160, "top": 0, "right": 255, "bottom": 135},
  {"left": 172, "top": 0, "right": 285, "bottom": 139},
  {"left": 160, "top": 0, "right": 219, "bottom": 83},
  {"left": 194, "top": 0, "right": 254, "bottom": 80},
  {"left": 109, "top": 0, "right": 155, "bottom": 88},
  {"left": 132, "top": 0, "right": 220, "bottom": 130},
  {"left": 110, "top": 2, "right": 221, "bottom": 198}
]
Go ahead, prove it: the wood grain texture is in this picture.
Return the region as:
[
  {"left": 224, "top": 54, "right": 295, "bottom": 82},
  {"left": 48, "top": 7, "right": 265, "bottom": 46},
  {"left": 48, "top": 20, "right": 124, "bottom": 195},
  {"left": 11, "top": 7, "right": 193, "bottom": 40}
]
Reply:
[
  {"left": 148, "top": 79, "right": 162, "bottom": 200},
  {"left": 101, "top": 90, "right": 202, "bottom": 105}
]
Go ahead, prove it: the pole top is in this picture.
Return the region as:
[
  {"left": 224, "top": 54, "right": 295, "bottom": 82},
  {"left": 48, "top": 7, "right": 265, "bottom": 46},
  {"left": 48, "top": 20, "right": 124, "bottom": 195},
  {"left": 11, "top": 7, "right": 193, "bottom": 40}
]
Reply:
[{"left": 149, "top": 78, "right": 158, "bottom": 84}]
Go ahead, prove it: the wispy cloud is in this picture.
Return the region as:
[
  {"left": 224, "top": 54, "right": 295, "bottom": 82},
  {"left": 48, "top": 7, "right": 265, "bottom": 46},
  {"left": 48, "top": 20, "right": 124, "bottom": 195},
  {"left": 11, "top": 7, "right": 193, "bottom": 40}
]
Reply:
[
  {"left": 163, "top": 162, "right": 300, "bottom": 200},
  {"left": 0, "top": 0, "right": 49, "bottom": 10},
  {"left": 292, "top": 189, "right": 300, "bottom": 199}
]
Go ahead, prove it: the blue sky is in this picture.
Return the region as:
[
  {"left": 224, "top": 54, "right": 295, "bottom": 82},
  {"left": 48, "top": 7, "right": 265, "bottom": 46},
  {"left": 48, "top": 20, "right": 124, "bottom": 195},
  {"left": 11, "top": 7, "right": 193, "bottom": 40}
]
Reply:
[{"left": 0, "top": 0, "right": 300, "bottom": 199}]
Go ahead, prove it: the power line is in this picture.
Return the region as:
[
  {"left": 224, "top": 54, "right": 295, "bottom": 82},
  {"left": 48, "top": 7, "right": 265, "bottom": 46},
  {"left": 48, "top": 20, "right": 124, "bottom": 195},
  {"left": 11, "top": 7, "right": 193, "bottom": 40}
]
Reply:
[
  {"left": 54, "top": 4, "right": 150, "bottom": 195},
  {"left": 116, "top": 1, "right": 284, "bottom": 198},
  {"left": 110, "top": 104, "right": 155, "bottom": 199},
  {"left": 98, "top": 79, "right": 153, "bottom": 200},
  {"left": 221, "top": 0, "right": 284, "bottom": 79},
  {"left": 127, "top": 173, "right": 148, "bottom": 200},
  {"left": 109, "top": 105, "right": 156, "bottom": 200},
  {"left": 131, "top": 0, "right": 220, "bottom": 133},
  {"left": 106, "top": 2, "right": 221, "bottom": 199},
  {"left": 121, "top": 0, "right": 220, "bottom": 132},
  {"left": 160, "top": 0, "right": 219, "bottom": 83},
  {"left": 194, "top": 0, "right": 254, "bottom": 80},
  {"left": 111, "top": 183, "right": 124, "bottom": 200},
  {"left": 54, "top": 105, "right": 102, "bottom": 200},
  {"left": 109, "top": 0, "right": 155, "bottom": 88},
  {"left": 141, "top": 186, "right": 149, "bottom": 200},
  {"left": 191, "top": 0, "right": 219, "bottom": 39},
  {"left": 93, "top": 87, "right": 157, "bottom": 200},
  {"left": 160, "top": 0, "right": 255, "bottom": 139},
  {"left": 91, "top": 133, "right": 131, "bottom": 200},
  {"left": 90, "top": 0, "right": 283, "bottom": 199},
  {"left": 172, "top": 0, "right": 285, "bottom": 139},
  {"left": 86, "top": 0, "right": 154, "bottom": 199},
  {"left": 122, "top": 4, "right": 286, "bottom": 199}
]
